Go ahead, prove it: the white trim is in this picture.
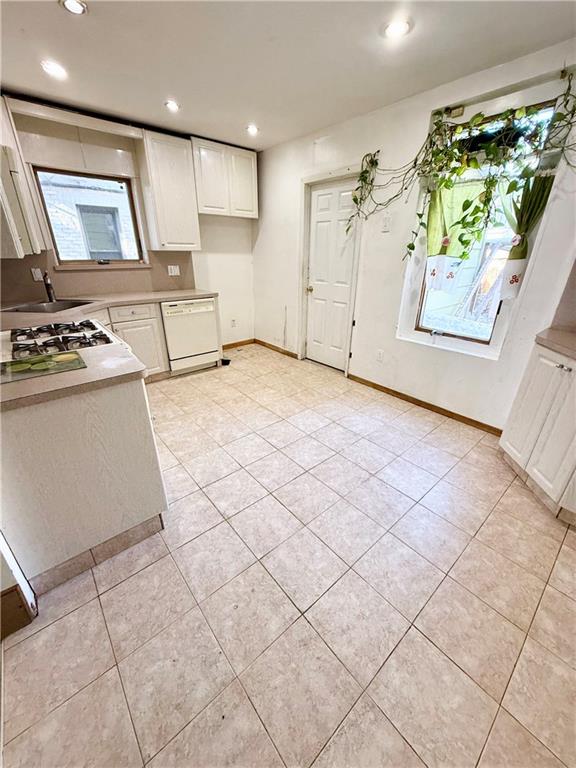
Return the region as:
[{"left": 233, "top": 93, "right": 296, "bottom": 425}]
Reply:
[
  {"left": 297, "top": 169, "right": 362, "bottom": 372},
  {"left": 6, "top": 97, "right": 144, "bottom": 140}
]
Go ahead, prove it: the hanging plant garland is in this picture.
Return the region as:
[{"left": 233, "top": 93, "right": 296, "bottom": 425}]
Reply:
[{"left": 347, "top": 72, "right": 576, "bottom": 260}]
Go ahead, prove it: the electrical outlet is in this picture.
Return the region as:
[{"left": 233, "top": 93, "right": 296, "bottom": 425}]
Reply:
[
  {"left": 167, "top": 265, "right": 180, "bottom": 277},
  {"left": 231, "top": 319, "right": 237, "bottom": 328},
  {"left": 376, "top": 350, "right": 384, "bottom": 363},
  {"left": 31, "top": 267, "right": 43, "bottom": 282}
]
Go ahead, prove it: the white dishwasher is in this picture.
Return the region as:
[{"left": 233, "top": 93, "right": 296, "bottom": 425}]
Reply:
[{"left": 161, "top": 298, "right": 220, "bottom": 372}]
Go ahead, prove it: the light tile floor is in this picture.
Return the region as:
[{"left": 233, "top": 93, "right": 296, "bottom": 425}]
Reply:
[{"left": 3, "top": 343, "right": 575, "bottom": 768}]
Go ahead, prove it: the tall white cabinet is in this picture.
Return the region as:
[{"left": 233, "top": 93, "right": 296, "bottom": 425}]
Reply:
[
  {"left": 192, "top": 138, "right": 258, "bottom": 218},
  {"left": 138, "top": 131, "right": 202, "bottom": 250},
  {"left": 500, "top": 340, "right": 576, "bottom": 514}
]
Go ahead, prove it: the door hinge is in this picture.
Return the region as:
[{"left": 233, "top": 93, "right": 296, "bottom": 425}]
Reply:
[
  {"left": 349, "top": 351, "right": 352, "bottom": 359},
  {"left": 352, "top": 319, "right": 356, "bottom": 327}
]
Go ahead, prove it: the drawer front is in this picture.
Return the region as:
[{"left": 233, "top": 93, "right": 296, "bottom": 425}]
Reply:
[
  {"left": 88, "top": 307, "right": 111, "bottom": 326},
  {"left": 109, "top": 303, "right": 158, "bottom": 322}
]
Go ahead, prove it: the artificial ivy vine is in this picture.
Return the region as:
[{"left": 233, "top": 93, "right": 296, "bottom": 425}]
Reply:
[{"left": 347, "top": 72, "right": 576, "bottom": 261}]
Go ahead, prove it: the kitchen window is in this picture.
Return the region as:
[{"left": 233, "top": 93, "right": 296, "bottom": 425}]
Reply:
[{"left": 34, "top": 169, "right": 143, "bottom": 264}]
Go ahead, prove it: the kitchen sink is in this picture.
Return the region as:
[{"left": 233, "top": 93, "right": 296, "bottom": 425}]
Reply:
[{"left": 5, "top": 300, "right": 94, "bottom": 313}]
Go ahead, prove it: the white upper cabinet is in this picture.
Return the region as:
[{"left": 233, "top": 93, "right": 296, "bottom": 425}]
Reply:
[
  {"left": 1, "top": 99, "right": 46, "bottom": 257},
  {"left": 192, "top": 138, "right": 258, "bottom": 219},
  {"left": 193, "top": 140, "right": 230, "bottom": 215},
  {"left": 138, "top": 131, "right": 201, "bottom": 251},
  {"left": 228, "top": 147, "right": 258, "bottom": 217}
]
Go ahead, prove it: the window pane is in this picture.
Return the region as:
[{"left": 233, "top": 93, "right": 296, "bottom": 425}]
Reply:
[
  {"left": 36, "top": 171, "right": 141, "bottom": 262},
  {"left": 418, "top": 220, "right": 513, "bottom": 342}
]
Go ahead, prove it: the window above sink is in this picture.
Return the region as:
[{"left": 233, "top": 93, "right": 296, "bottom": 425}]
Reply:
[{"left": 34, "top": 169, "right": 144, "bottom": 266}]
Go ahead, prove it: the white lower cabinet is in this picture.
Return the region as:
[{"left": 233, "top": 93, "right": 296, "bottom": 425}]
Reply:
[
  {"left": 526, "top": 365, "right": 576, "bottom": 500},
  {"left": 500, "top": 343, "right": 576, "bottom": 505},
  {"left": 113, "top": 317, "right": 168, "bottom": 376},
  {"left": 500, "top": 346, "right": 567, "bottom": 466}
]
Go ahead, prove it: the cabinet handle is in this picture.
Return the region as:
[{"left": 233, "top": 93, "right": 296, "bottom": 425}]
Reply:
[{"left": 556, "top": 364, "right": 565, "bottom": 369}]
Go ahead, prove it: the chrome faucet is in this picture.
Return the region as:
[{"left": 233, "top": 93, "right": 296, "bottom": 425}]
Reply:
[{"left": 43, "top": 272, "right": 56, "bottom": 303}]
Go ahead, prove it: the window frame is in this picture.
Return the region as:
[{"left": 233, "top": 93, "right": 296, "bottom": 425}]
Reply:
[
  {"left": 413, "top": 226, "right": 504, "bottom": 346},
  {"left": 33, "top": 166, "right": 144, "bottom": 266}
]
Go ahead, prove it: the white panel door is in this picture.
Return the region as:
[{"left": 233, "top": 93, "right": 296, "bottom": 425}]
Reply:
[
  {"left": 306, "top": 183, "right": 357, "bottom": 370},
  {"left": 228, "top": 148, "right": 258, "bottom": 218},
  {"left": 527, "top": 366, "right": 576, "bottom": 501},
  {"left": 193, "top": 139, "right": 230, "bottom": 215}
]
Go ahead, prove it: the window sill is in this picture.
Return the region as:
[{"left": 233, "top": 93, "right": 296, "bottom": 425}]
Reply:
[
  {"left": 53, "top": 262, "right": 152, "bottom": 272},
  {"left": 396, "top": 328, "right": 503, "bottom": 361}
]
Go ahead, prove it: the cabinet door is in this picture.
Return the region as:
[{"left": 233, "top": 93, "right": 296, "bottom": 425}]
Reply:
[
  {"left": 1, "top": 100, "right": 45, "bottom": 254},
  {"left": 113, "top": 318, "right": 168, "bottom": 375},
  {"left": 527, "top": 366, "right": 576, "bottom": 501},
  {"left": 192, "top": 139, "right": 230, "bottom": 215},
  {"left": 228, "top": 148, "right": 258, "bottom": 218},
  {"left": 144, "top": 132, "right": 201, "bottom": 250},
  {"left": 500, "top": 346, "right": 566, "bottom": 467}
]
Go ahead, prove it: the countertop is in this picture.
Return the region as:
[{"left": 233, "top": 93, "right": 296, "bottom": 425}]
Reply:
[
  {"left": 536, "top": 327, "right": 576, "bottom": 358},
  {"left": 0, "top": 344, "right": 145, "bottom": 411},
  {"left": 0, "top": 288, "right": 218, "bottom": 410},
  {"left": 0, "top": 288, "right": 218, "bottom": 331}
]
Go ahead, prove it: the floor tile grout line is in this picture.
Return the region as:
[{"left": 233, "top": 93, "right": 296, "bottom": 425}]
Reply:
[
  {"left": 473, "top": 523, "right": 571, "bottom": 768},
  {"left": 96, "top": 590, "right": 147, "bottom": 767}
]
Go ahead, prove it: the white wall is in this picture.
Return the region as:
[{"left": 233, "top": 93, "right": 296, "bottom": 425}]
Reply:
[
  {"left": 252, "top": 40, "right": 576, "bottom": 428},
  {"left": 194, "top": 216, "right": 255, "bottom": 345}
]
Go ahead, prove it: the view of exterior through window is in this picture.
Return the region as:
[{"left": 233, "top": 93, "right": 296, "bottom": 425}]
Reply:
[
  {"left": 416, "top": 104, "right": 554, "bottom": 344},
  {"left": 35, "top": 170, "right": 142, "bottom": 263}
]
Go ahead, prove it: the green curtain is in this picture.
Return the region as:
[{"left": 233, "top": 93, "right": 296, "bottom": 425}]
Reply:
[
  {"left": 500, "top": 174, "right": 555, "bottom": 260},
  {"left": 426, "top": 180, "right": 485, "bottom": 258}
]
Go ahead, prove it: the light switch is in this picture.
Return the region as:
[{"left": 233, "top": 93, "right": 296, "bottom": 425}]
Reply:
[
  {"left": 31, "top": 268, "right": 43, "bottom": 282},
  {"left": 381, "top": 211, "right": 392, "bottom": 233},
  {"left": 167, "top": 265, "right": 180, "bottom": 276}
]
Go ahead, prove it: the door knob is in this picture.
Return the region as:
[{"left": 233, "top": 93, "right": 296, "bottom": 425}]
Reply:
[{"left": 306, "top": 286, "right": 314, "bottom": 293}]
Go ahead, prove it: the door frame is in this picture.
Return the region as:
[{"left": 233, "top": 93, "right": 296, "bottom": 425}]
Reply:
[{"left": 297, "top": 165, "right": 362, "bottom": 375}]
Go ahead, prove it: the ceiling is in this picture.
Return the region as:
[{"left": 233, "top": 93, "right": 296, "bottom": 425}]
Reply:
[{"left": 1, "top": 1, "right": 575, "bottom": 150}]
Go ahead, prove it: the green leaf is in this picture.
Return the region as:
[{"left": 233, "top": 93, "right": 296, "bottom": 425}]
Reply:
[
  {"left": 469, "top": 112, "right": 484, "bottom": 127},
  {"left": 506, "top": 180, "right": 519, "bottom": 195},
  {"left": 514, "top": 106, "right": 526, "bottom": 119},
  {"left": 520, "top": 166, "right": 534, "bottom": 179},
  {"left": 462, "top": 199, "right": 473, "bottom": 211},
  {"left": 407, "top": 242, "right": 415, "bottom": 251}
]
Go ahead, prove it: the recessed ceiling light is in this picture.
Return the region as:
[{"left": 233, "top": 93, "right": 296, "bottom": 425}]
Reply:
[
  {"left": 164, "top": 100, "right": 180, "bottom": 113},
  {"left": 60, "top": 0, "right": 87, "bottom": 15},
  {"left": 246, "top": 124, "right": 259, "bottom": 137},
  {"left": 41, "top": 60, "right": 68, "bottom": 80},
  {"left": 383, "top": 19, "right": 412, "bottom": 39}
]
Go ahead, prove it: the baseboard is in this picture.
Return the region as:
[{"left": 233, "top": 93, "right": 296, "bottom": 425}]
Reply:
[
  {"left": 254, "top": 339, "right": 299, "bottom": 359},
  {"left": 223, "top": 339, "right": 256, "bottom": 350},
  {"left": 347, "top": 373, "right": 501, "bottom": 435}
]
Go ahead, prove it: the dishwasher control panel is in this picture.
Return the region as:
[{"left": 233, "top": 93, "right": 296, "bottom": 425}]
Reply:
[{"left": 162, "top": 299, "right": 215, "bottom": 317}]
